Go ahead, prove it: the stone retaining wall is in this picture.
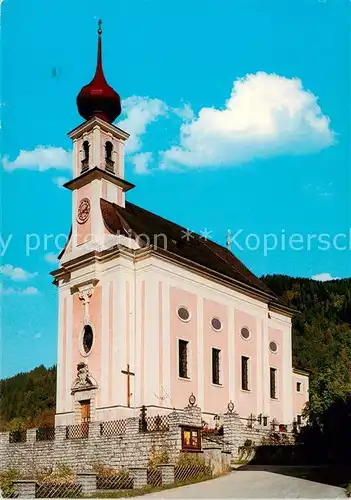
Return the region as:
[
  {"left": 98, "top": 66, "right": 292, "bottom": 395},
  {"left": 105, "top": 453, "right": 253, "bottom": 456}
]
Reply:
[
  {"left": 0, "top": 406, "right": 201, "bottom": 474},
  {"left": 223, "top": 412, "right": 295, "bottom": 459}
]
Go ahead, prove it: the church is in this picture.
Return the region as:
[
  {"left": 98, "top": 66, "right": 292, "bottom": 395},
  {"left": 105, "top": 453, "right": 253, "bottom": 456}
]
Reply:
[{"left": 52, "top": 21, "right": 309, "bottom": 428}]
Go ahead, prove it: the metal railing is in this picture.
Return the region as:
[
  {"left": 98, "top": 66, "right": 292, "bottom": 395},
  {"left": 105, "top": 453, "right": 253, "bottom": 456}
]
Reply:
[
  {"left": 139, "top": 415, "right": 170, "bottom": 433},
  {"left": 147, "top": 468, "right": 162, "bottom": 487},
  {"left": 36, "top": 482, "right": 82, "bottom": 498},
  {"left": 100, "top": 419, "right": 126, "bottom": 437},
  {"left": 174, "top": 464, "right": 212, "bottom": 483},
  {"left": 36, "top": 427, "right": 55, "bottom": 441},
  {"left": 9, "top": 430, "right": 27, "bottom": 443},
  {"left": 96, "top": 470, "right": 133, "bottom": 490},
  {"left": 65, "top": 423, "right": 89, "bottom": 440}
]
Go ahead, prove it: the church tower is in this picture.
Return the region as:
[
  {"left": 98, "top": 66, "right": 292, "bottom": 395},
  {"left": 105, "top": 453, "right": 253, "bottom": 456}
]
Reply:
[
  {"left": 65, "top": 20, "right": 134, "bottom": 252},
  {"left": 53, "top": 21, "right": 138, "bottom": 427}
]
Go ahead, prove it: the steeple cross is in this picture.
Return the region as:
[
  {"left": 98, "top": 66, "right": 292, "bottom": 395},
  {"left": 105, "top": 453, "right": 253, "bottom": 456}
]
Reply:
[{"left": 121, "top": 364, "right": 135, "bottom": 407}]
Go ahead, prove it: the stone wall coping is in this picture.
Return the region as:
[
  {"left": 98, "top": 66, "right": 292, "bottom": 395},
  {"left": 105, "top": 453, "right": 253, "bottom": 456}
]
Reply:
[
  {"left": 180, "top": 450, "right": 204, "bottom": 454},
  {"left": 13, "top": 480, "right": 38, "bottom": 484},
  {"left": 203, "top": 445, "right": 222, "bottom": 450},
  {"left": 178, "top": 424, "right": 203, "bottom": 429},
  {"left": 129, "top": 466, "right": 147, "bottom": 470},
  {"left": 77, "top": 472, "right": 97, "bottom": 476},
  {"left": 156, "top": 463, "right": 175, "bottom": 468}
]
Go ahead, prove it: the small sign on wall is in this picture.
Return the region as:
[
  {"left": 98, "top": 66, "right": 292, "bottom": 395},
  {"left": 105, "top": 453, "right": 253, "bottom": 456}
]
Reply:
[{"left": 181, "top": 426, "right": 201, "bottom": 451}]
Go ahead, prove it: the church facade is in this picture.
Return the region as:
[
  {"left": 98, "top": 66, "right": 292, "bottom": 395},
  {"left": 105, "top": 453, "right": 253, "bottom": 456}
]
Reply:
[{"left": 53, "top": 22, "right": 309, "bottom": 427}]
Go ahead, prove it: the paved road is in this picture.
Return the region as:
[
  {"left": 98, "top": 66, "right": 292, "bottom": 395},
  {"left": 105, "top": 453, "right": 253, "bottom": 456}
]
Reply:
[{"left": 142, "top": 470, "right": 346, "bottom": 498}]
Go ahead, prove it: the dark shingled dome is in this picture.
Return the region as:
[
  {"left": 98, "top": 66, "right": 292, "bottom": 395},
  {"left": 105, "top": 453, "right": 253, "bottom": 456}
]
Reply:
[{"left": 77, "top": 21, "right": 121, "bottom": 124}]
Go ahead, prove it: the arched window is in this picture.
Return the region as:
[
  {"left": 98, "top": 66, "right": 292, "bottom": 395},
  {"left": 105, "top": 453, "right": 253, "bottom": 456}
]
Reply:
[
  {"left": 105, "top": 141, "right": 114, "bottom": 172},
  {"left": 81, "top": 141, "right": 90, "bottom": 172}
]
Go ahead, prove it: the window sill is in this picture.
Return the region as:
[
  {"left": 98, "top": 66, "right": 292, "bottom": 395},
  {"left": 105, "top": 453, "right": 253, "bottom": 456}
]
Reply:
[
  {"left": 240, "top": 388, "right": 251, "bottom": 393},
  {"left": 178, "top": 376, "right": 191, "bottom": 382},
  {"left": 211, "top": 383, "right": 223, "bottom": 388}
]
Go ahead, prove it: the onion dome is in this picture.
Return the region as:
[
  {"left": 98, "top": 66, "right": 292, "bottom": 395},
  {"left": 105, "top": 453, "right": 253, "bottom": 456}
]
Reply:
[{"left": 77, "top": 20, "right": 121, "bottom": 123}]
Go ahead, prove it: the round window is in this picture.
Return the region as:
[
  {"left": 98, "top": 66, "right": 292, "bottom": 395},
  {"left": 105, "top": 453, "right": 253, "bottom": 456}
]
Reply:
[
  {"left": 82, "top": 325, "right": 94, "bottom": 354},
  {"left": 177, "top": 307, "right": 190, "bottom": 321},
  {"left": 241, "top": 327, "right": 250, "bottom": 340},
  {"left": 211, "top": 317, "right": 222, "bottom": 331},
  {"left": 270, "top": 341, "right": 278, "bottom": 353}
]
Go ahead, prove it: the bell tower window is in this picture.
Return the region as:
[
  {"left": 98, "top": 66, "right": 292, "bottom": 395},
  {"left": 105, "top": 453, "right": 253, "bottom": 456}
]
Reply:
[
  {"left": 105, "top": 141, "right": 115, "bottom": 173},
  {"left": 81, "top": 141, "right": 90, "bottom": 172}
]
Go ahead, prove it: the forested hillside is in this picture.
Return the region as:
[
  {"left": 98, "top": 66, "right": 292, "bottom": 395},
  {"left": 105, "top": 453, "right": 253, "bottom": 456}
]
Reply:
[
  {"left": 1, "top": 275, "right": 351, "bottom": 430},
  {"left": 262, "top": 275, "right": 351, "bottom": 376},
  {"left": 0, "top": 365, "right": 56, "bottom": 430},
  {"left": 262, "top": 275, "right": 351, "bottom": 424}
]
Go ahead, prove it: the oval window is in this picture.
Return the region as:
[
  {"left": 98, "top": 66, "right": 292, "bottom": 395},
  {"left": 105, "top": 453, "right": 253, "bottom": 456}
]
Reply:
[
  {"left": 82, "top": 325, "right": 94, "bottom": 354},
  {"left": 211, "top": 317, "right": 222, "bottom": 331},
  {"left": 241, "top": 327, "right": 250, "bottom": 340},
  {"left": 177, "top": 307, "right": 190, "bottom": 321},
  {"left": 270, "top": 341, "right": 278, "bottom": 353}
]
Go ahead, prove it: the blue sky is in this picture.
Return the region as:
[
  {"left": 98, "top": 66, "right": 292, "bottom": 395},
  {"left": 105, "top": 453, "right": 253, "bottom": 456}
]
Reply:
[{"left": 1, "top": 0, "right": 350, "bottom": 378}]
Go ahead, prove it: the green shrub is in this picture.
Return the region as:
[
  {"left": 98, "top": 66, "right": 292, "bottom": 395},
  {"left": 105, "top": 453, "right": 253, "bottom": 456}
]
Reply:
[
  {"left": 176, "top": 453, "right": 206, "bottom": 467},
  {"left": 148, "top": 445, "right": 170, "bottom": 469},
  {"left": 0, "top": 468, "right": 21, "bottom": 497}
]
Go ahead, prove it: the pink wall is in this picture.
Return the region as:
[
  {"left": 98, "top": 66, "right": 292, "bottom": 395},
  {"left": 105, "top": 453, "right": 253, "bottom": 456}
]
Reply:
[
  {"left": 170, "top": 287, "right": 198, "bottom": 409},
  {"left": 293, "top": 372, "right": 309, "bottom": 419},
  {"left": 59, "top": 297, "right": 67, "bottom": 411},
  {"left": 76, "top": 184, "right": 92, "bottom": 246},
  {"left": 108, "top": 282, "right": 114, "bottom": 405},
  {"left": 203, "top": 299, "right": 229, "bottom": 414},
  {"left": 158, "top": 282, "right": 164, "bottom": 407},
  {"left": 234, "top": 310, "right": 257, "bottom": 417},
  {"left": 140, "top": 281, "right": 146, "bottom": 403},
  {"left": 72, "top": 287, "right": 102, "bottom": 408},
  {"left": 268, "top": 327, "right": 283, "bottom": 423}
]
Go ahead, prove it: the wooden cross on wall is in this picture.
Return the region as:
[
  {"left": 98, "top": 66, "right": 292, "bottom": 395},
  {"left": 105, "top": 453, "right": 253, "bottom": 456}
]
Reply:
[{"left": 121, "top": 364, "right": 135, "bottom": 407}]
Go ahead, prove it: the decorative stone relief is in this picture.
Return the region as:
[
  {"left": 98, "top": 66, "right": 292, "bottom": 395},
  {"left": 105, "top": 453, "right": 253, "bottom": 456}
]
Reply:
[
  {"left": 78, "top": 287, "right": 93, "bottom": 323},
  {"left": 71, "top": 362, "right": 98, "bottom": 394}
]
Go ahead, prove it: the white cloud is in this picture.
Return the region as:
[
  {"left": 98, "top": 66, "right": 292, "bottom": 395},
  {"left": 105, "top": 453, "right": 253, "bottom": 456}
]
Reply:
[
  {"left": 130, "top": 152, "right": 153, "bottom": 175},
  {"left": 172, "top": 103, "right": 195, "bottom": 122},
  {"left": 161, "top": 72, "right": 334, "bottom": 169},
  {"left": 34, "top": 333, "right": 42, "bottom": 339},
  {"left": 311, "top": 273, "right": 341, "bottom": 282},
  {"left": 2, "top": 146, "right": 72, "bottom": 172},
  {"left": 44, "top": 252, "right": 58, "bottom": 264},
  {"left": 119, "top": 96, "right": 168, "bottom": 154},
  {"left": 53, "top": 176, "right": 70, "bottom": 188},
  {"left": 0, "top": 284, "right": 39, "bottom": 295},
  {"left": 0, "top": 264, "right": 37, "bottom": 282}
]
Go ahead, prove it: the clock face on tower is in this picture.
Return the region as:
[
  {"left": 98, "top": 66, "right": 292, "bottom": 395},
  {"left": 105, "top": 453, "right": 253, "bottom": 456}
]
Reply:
[{"left": 77, "top": 198, "right": 91, "bottom": 224}]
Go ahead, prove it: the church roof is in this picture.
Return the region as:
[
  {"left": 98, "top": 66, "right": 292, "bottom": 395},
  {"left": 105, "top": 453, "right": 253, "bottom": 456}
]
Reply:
[{"left": 100, "top": 198, "right": 291, "bottom": 312}]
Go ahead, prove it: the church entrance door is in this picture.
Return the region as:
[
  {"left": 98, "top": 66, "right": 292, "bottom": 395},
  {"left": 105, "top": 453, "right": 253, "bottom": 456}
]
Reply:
[{"left": 80, "top": 399, "right": 90, "bottom": 437}]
